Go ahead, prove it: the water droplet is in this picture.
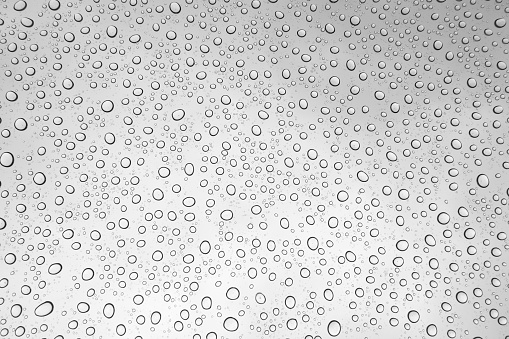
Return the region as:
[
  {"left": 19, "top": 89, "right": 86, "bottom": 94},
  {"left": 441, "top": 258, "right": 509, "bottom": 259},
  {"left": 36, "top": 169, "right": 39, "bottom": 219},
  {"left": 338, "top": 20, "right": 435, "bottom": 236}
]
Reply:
[
  {"left": 172, "top": 108, "right": 186, "bottom": 121},
  {"left": 327, "top": 320, "right": 341, "bottom": 336},
  {"left": 13, "top": 0, "right": 27, "bottom": 11},
  {"left": 286, "top": 318, "right": 298, "bottom": 330},
  {"left": 329, "top": 76, "right": 340, "bottom": 86},
  {"left": 476, "top": 174, "right": 489, "bottom": 188},
  {"left": 226, "top": 287, "right": 240, "bottom": 300},
  {"left": 106, "top": 25, "right": 118, "bottom": 38},
  {"left": 34, "top": 301, "right": 54, "bottom": 317},
  {"left": 336, "top": 190, "right": 349, "bottom": 202},
  {"left": 169, "top": 2, "right": 181, "bottom": 13},
  {"left": 0, "top": 152, "right": 14, "bottom": 167},
  {"left": 4, "top": 253, "right": 16, "bottom": 264},
  {"left": 408, "top": 310, "right": 420, "bottom": 323},
  {"left": 10, "top": 304, "right": 22, "bottom": 318},
  {"left": 456, "top": 291, "right": 468, "bottom": 304},
  {"left": 494, "top": 18, "right": 506, "bottom": 28},
  {"left": 437, "top": 212, "right": 450, "bottom": 225},
  {"left": 82, "top": 268, "right": 94, "bottom": 281},
  {"left": 33, "top": 172, "right": 46, "bottom": 185},
  {"left": 5, "top": 91, "right": 17, "bottom": 101},
  {"left": 101, "top": 100, "right": 114, "bottom": 112},
  {"left": 48, "top": 0, "right": 60, "bottom": 11},
  {"left": 223, "top": 317, "right": 239, "bottom": 332},
  {"left": 426, "top": 324, "right": 438, "bottom": 337},
  {"left": 103, "top": 303, "right": 115, "bottom": 318},
  {"left": 255, "top": 292, "right": 266, "bottom": 304},
  {"left": 48, "top": 263, "right": 62, "bottom": 275},
  {"left": 220, "top": 209, "right": 233, "bottom": 221},
  {"left": 357, "top": 170, "right": 369, "bottom": 182}
]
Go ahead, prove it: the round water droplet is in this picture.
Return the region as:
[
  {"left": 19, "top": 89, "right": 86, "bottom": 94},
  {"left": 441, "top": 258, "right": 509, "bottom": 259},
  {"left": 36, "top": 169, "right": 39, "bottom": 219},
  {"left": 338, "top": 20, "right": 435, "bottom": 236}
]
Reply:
[
  {"left": 169, "top": 2, "right": 181, "bottom": 13},
  {"left": 433, "top": 40, "right": 443, "bottom": 50},
  {"left": 286, "top": 318, "right": 298, "bottom": 330},
  {"left": 437, "top": 212, "right": 450, "bottom": 225},
  {"left": 223, "top": 317, "right": 239, "bottom": 332},
  {"left": 62, "top": 78, "right": 74, "bottom": 89},
  {"left": 494, "top": 18, "right": 506, "bottom": 28},
  {"left": 396, "top": 240, "right": 409, "bottom": 251},
  {"left": 14, "top": 118, "right": 27, "bottom": 131},
  {"left": 458, "top": 206, "right": 469, "bottom": 217},
  {"left": 101, "top": 100, "right": 114, "bottom": 112},
  {"left": 426, "top": 324, "right": 438, "bottom": 337},
  {"left": 104, "top": 132, "right": 115, "bottom": 144},
  {"left": 451, "top": 139, "right": 462, "bottom": 150},
  {"left": 166, "top": 30, "right": 177, "bottom": 40},
  {"left": 350, "top": 15, "right": 360, "bottom": 26},
  {"left": 374, "top": 90, "right": 385, "bottom": 100},
  {"left": 226, "top": 25, "right": 236, "bottom": 34},
  {"left": 4, "top": 253, "right": 16, "bottom": 264},
  {"left": 226, "top": 287, "right": 240, "bottom": 300},
  {"left": 255, "top": 292, "right": 266, "bottom": 304},
  {"left": 408, "top": 310, "right": 420, "bottom": 323},
  {"left": 77, "top": 302, "right": 90, "bottom": 313},
  {"left": 220, "top": 209, "right": 233, "bottom": 221},
  {"left": 183, "top": 253, "right": 194, "bottom": 264},
  {"left": 106, "top": 25, "right": 118, "bottom": 38},
  {"left": 327, "top": 320, "right": 341, "bottom": 336},
  {"left": 456, "top": 291, "right": 468, "bottom": 304},
  {"left": 307, "top": 237, "right": 319, "bottom": 250},
  {"left": 48, "top": 0, "right": 60, "bottom": 10},
  {"left": 0, "top": 152, "right": 14, "bottom": 167},
  {"left": 152, "top": 188, "right": 164, "bottom": 201},
  {"left": 33, "top": 172, "right": 46, "bottom": 185},
  {"left": 336, "top": 190, "right": 349, "bottom": 202},
  {"left": 82, "top": 268, "right": 94, "bottom": 281},
  {"left": 476, "top": 174, "right": 489, "bottom": 188},
  {"left": 158, "top": 166, "right": 170, "bottom": 178},
  {"left": 5, "top": 91, "right": 18, "bottom": 101},
  {"left": 329, "top": 76, "right": 340, "bottom": 86},
  {"left": 172, "top": 109, "right": 186, "bottom": 121}
]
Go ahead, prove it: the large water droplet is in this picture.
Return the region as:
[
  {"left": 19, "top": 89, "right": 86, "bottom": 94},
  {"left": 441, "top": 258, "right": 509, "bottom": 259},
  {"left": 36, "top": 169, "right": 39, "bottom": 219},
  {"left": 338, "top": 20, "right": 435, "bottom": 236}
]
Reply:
[{"left": 34, "top": 301, "right": 54, "bottom": 317}]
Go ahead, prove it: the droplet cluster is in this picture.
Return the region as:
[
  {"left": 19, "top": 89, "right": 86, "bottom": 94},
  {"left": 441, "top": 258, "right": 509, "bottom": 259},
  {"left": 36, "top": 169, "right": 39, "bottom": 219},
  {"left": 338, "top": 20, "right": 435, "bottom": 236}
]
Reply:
[{"left": 0, "top": 0, "right": 508, "bottom": 338}]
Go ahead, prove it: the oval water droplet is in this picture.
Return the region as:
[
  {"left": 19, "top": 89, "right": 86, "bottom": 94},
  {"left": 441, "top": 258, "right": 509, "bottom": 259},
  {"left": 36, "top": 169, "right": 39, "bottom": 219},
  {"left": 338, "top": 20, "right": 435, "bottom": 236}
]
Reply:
[
  {"left": 103, "top": 303, "right": 115, "bottom": 319},
  {"left": 327, "top": 320, "right": 341, "bottom": 336},
  {"left": 34, "top": 301, "right": 54, "bottom": 317}
]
